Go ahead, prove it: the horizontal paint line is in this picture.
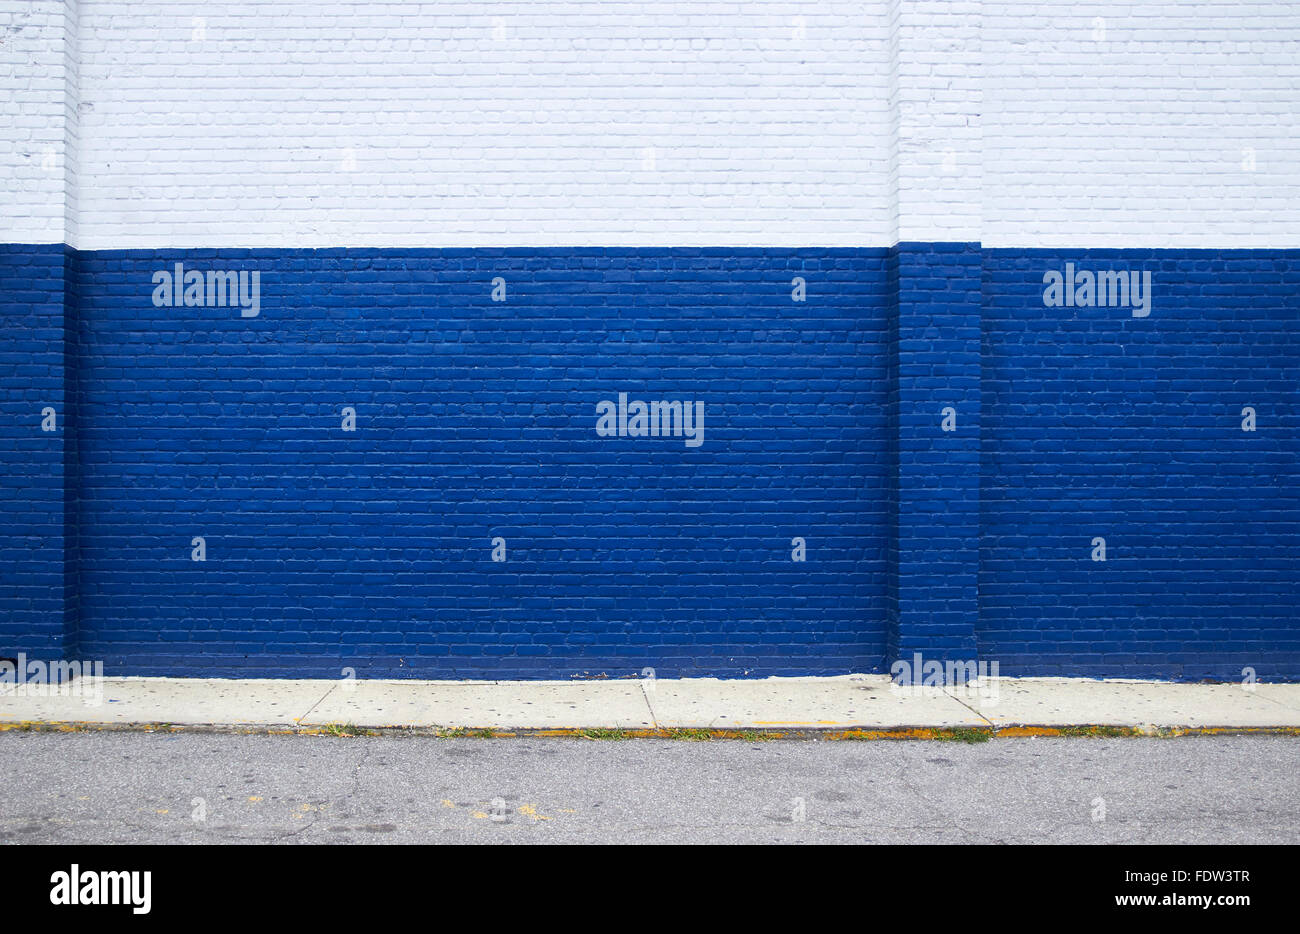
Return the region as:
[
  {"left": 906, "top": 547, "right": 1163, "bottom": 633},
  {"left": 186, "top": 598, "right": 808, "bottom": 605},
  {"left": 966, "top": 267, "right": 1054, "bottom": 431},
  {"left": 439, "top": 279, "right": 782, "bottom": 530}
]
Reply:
[
  {"left": 3, "top": 722, "right": 1298, "bottom": 740},
  {"left": 8, "top": 242, "right": 1300, "bottom": 255}
]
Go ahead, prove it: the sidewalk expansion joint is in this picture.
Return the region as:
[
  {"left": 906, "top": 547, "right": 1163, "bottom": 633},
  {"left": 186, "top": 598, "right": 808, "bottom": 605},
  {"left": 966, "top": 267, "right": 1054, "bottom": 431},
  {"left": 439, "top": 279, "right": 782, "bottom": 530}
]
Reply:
[
  {"left": 639, "top": 681, "right": 661, "bottom": 729},
  {"left": 295, "top": 683, "right": 338, "bottom": 727},
  {"left": 940, "top": 687, "right": 995, "bottom": 728}
]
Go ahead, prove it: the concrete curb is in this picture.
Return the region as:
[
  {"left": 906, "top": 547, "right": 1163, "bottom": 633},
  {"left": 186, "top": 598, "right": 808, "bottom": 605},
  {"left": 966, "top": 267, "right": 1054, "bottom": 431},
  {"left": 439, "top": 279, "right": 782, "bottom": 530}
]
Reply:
[
  {"left": 3, "top": 674, "right": 1300, "bottom": 735},
  {"left": 2, "top": 721, "right": 1300, "bottom": 741}
]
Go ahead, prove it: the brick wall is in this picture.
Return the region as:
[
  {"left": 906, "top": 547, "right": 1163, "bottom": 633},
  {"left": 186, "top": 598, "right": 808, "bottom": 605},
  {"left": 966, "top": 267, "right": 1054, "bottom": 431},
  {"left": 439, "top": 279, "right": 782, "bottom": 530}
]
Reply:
[
  {"left": 2, "top": 2, "right": 1297, "bottom": 679},
  {"left": 982, "top": 2, "right": 1300, "bottom": 248},
  {"left": 981, "top": 249, "right": 1300, "bottom": 679},
  {"left": 69, "top": 1, "right": 895, "bottom": 249},
  {"left": 888, "top": 243, "right": 982, "bottom": 666},
  {"left": 0, "top": 244, "right": 74, "bottom": 662},
  {"left": 70, "top": 248, "right": 891, "bottom": 677}
]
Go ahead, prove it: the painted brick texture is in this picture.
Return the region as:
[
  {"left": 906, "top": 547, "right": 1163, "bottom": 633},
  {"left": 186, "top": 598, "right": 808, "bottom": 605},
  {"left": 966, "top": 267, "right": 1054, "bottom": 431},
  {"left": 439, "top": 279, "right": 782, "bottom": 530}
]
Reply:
[
  {"left": 980, "top": 249, "right": 1300, "bottom": 679},
  {"left": 888, "top": 243, "right": 981, "bottom": 664},
  {"left": 0, "top": 244, "right": 74, "bottom": 661},
  {"left": 68, "top": 1, "right": 895, "bottom": 249},
  {"left": 2, "top": 2, "right": 1299, "bottom": 680},
  {"left": 982, "top": 2, "right": 1300, "bottom": 248},
  {"left": 71, "top": 249, "right": 890, "bottom": 678}
]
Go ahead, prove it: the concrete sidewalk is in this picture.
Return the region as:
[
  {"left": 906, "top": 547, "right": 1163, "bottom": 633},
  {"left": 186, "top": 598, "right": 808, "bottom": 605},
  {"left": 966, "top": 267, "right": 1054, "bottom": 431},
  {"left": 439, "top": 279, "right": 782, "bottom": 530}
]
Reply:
[{"left": 3, "top": 674, "right": 1300, "bottom": 734}]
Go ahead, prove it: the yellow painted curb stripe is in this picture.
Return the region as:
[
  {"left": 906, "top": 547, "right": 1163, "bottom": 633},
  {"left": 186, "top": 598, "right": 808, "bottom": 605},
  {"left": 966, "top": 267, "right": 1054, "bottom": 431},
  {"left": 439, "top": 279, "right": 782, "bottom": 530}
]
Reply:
[{"left": 1, "top": 721, "right": 1298, "bottom": 739}]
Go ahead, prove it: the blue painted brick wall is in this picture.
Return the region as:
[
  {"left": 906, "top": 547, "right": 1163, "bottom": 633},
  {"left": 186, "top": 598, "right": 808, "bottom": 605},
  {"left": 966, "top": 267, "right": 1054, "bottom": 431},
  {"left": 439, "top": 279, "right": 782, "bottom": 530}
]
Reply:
[
  {"left": 889, "top": 243, "right": 981, "bottom": 666},
  {"left": 981, "top": 249, "right": 1300, "bottom": 679},
  {"left": 70, "top": 248, "right": 891, "bottom": 678},
  {"left": 3, "top": 242, "right": 1297, "bottom": 680},
  {"left": 0, "top": 244, "right": 74, "bottom": 662}
]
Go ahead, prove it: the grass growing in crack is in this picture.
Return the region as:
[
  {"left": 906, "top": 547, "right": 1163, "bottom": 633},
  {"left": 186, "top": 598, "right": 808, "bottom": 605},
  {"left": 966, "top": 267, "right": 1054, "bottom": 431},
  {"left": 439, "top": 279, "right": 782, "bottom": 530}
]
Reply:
[
  {"left": 935, "top": 727, "right": 992, "bottom": 744},
  {"left": 1057, "top": 725, "right": 1137, "bottom": 738},
  {"left": 664, "top": 728, "right": 713, "bottom": 742},
  {"left": 322, "top": 723, "right": 373, "bottom": 737},
  {"left": 578, "top": 728, "right": 629, "bottom": 740},
  {"left": 738, "top": 730, "right": 773, "bottom": 743}
]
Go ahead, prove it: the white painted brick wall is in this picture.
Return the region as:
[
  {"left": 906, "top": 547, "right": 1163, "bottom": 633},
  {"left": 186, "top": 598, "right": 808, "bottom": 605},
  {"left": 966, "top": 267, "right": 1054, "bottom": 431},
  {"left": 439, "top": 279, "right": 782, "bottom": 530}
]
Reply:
[
  {"left": 72, "top": 0, "right": 894, "bottom": 249},
  {"left": 4, "top": 1, "right": 1298, "bottom": 248},
  {"left": 890, "top": 0, "right": 982, "bottom": 243},
  {"left": 982, "top": 1, "right": 1300, "bottom": 247},
  {"left": 1, "top": 0, "right": 75, "bottom": 243}
]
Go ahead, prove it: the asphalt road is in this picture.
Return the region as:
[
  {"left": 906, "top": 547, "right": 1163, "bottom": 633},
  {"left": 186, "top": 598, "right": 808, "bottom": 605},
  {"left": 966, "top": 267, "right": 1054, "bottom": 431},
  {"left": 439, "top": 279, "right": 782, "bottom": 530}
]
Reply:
[{"left": 1, "top": 732, "right": 1295, "bottom": 844}]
